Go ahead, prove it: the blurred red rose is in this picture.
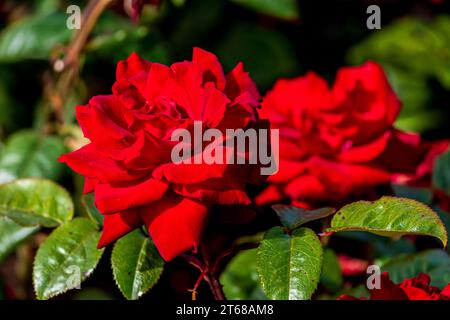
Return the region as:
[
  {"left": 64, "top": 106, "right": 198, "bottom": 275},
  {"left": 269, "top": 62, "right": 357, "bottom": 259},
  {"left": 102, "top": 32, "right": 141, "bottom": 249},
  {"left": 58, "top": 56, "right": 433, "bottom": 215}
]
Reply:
[
  {"left": 122, "top": 0, "right": 161, "bottom": 21},
  {"left": 339, "top": 272, "right": 450, "bottom": 300},
  {"left": 338, "top": 255, "right": 369, "bottom": 277},
  {"left": 256, "top": 61, "right": 449, "bottom": 207},
  {"left": 59, "top": 48, "right": 263, "bottom": 261}
]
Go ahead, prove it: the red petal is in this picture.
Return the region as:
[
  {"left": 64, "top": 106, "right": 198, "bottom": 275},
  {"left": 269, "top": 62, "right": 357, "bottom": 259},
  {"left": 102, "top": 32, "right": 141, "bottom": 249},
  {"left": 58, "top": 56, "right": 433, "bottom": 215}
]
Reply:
[
  {"left": 139, "top": 195, "right": 209, "bottom": 261},
  {"left": 83, "top": 177, "right": 98, "bottom": 194},
  {"left": 332, "top": 61, "right": 401, "bottom": 125},
  {"left": 152, "top": 161, "right": 229, "bottom": 184},
  {"left": 172, "top": 179, "right": 251, "bottom": 205},
  {"left": 193, "top": 47, "right": 226, "bottom": 90},
  {"left": 58, "top": 144, "right": 138, "bottom": 182},
  {"left": 94, "top": 178, "right": 168, "bottom": 214},
  {"left": 441, "top": 283, "right": 450, "bottom": 298},
  {"left": 225, "top": 62, "right": 260, "bottom": 107},
  {"left": 254, "top": 184, "right": 285, "bottom": 205},
  {"left": 76, "top": 95, "right": 132, "bottom": 156},
  {"left": 97, "top": 209, "right": 142, "bottom": 248},
  {"left": 116, "top": 52, "right": 151, "bottom": 80},
  {"left": 370, "top": 272, "right": 409, "bottom": 300},
  {"left": 338, "top": 131, "right": 391, "bottom": 163}
]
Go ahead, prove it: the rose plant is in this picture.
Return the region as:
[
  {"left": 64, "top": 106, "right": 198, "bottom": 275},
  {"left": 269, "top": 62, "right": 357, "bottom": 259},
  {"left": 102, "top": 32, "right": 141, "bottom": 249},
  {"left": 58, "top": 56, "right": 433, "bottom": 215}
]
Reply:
[{"left": 0, "top": 47, "right": 449, "bottom": 301}]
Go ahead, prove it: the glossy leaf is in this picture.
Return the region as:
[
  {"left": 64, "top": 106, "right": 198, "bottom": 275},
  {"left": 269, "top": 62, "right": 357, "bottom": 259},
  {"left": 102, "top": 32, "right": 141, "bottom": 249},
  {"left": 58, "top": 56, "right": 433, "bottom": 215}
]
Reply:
[
  {"left": 257, "top": 227, "right": 323, "bottom": 300},
  {"left": 33, "top": 218, "right": 104, "bottom": 300},
  {"left": 111, "top": 230, "right": 164, "bottom": 300},
  {"left": 320, "top": 249, "right": 344, "bottom": 293},
  {"left": 381, "top": 249, "right": 450, "bottom": 289},
  {"left": 0, "top": 130, "right": 65, "bottom": 183},
  {"left": 327, "top": 196, "right": 447, "bottom": 247},
  {"left": 0, "top": 13, "right": 71, "bottom": 62},
  {"left": 81, "top": 193, "right": 104, "bottom": 226},
  {"left": 230, "top": 0, "right": 299, "bottom": 21},
  {"left": 0, "top": 217, "right": 38, "bottom": 263},
  {"left": 272, "top": 204, "right": 335, "bottom": 230},
  {"left": 0, "top": 179, "right": 73, "bottom": 227},
  {"left": 221, "top": 248, "right": 267, "bottom": 300}
]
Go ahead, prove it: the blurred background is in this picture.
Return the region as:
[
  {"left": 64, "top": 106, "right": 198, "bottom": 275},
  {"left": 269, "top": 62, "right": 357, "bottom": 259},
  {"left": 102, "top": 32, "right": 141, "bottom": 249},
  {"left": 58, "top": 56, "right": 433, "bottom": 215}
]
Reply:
[{"left": 0, "top": 0, "right": 449, "bottom": 300}]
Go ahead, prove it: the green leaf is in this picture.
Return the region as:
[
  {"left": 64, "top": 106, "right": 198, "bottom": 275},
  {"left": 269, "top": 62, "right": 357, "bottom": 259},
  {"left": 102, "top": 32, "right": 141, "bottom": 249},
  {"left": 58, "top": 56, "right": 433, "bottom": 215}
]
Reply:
[
  {"left": 0, "top": 12, "right": 71, "bottom": 63},
  {"left": 230, "top": 0, "right": 299, "bottom": 21},
  {"left": 111, "top": 230, "right": 164, "bottom": 300},
  {"left": 221, "top": 248, "right": 267, "bottom": 300},
  {"left": 0, "top": 130, "right": 65, "bottom": 183},
  {"left": 0, "top": 217, "right": 38, "bottom": 263},
  {"left": 33, "top": 218, "right": 104, "bottom": 300},
  {"left": 81, "top": 193, "right": 104, "bottom": 226},
  {"left": 0, "top": 179, "right": 74, "bottom": 227},
  {"left": 327, "top": 196, "right": 448, "bottom": 247},
  {"left": 216, "top": 23, "right": 298, "bottom": 90},
  {"left": 257, "top": 227, "right": 323, "bottom": 300},
  {"left": 433, "top": 149, "right": 450, "bottom": 195},
  {"left": 272, "top": 205, "right": 335, "bottom": 230},
  {"left": 320, "top": 249, "right": 344, "bottom": 293},
  {"left": 381, "top": 249, "right": 450, "bottom": 289}
]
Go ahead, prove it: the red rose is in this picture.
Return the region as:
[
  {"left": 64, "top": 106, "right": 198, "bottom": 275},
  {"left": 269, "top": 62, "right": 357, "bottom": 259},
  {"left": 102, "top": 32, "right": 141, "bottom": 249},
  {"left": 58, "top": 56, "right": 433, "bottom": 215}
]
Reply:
[
  {"left": 337, "top": 255, "right": 369, "bottom": 277},
  {"left": 121, "top": 0, "right": 161, "bottom": 21},
  {"left": 339, "top": 272, "right": 450, "bottom": 300},
  {"left": 59, "top": 48, "right": 263, "bottom": 261},
  {"left": 256, "top": 61, "right": 449, "bottom": 207}
]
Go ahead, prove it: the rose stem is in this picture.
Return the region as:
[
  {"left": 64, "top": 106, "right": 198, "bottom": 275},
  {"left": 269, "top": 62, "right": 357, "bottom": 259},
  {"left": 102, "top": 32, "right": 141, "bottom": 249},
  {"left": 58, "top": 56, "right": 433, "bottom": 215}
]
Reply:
[
  {"left": 45, "top": 0, "right": 113, "bottom": 130},
  {"left": 200, "top": 245, "right": 225, "bottom": 300}
]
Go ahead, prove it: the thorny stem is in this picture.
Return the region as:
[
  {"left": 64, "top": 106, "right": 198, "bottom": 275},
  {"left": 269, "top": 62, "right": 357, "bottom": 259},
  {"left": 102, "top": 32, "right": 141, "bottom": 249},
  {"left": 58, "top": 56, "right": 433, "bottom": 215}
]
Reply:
[
  {"left": 57, "top": 0, "right": 113, "bottom": 72},
  {"left": 183, "top": 243, "right": 258, "bottom": 301},
  {"left": 45, "top": 0, "right": 113, "bottom": 130},
  {"left": 181, "top": 253, "right": 204, "bottom": 273},
  {"left": 201, "top": 245, "right": 225, "bottom": 301}
]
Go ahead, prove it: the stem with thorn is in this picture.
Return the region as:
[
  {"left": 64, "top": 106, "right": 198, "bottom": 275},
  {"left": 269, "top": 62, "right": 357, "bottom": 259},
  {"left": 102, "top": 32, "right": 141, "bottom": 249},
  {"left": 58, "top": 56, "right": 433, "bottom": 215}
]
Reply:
[{"left": 45, "top": 0, "right": 113, "bottom": 131}]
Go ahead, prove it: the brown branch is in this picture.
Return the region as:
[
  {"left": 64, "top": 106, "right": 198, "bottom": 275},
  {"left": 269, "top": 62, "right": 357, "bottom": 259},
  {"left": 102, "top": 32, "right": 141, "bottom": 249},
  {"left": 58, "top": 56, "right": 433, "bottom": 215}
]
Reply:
[
  {"left": 201, "top": 245, "right": 225, "bottom": 300},
  {"left": 55, "top": 0, "right": 114, "bottom": 72},
  {"left": 44, "top": 0, "right": 113, "bottom": 132}
]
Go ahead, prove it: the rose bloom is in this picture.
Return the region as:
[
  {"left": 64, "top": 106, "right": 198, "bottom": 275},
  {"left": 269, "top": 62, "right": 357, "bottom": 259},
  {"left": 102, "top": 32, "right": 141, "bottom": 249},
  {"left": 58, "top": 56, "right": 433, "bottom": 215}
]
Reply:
[
  {"left": 339, "top": 272, "right": 450, "bottom": 300},
  {"left": 59, "top": 48, "right": 264, "bottom": 261},
  {"left": 337, "top": 255, "right": 369, "bottom": 277},
  {"left": 256, "top": 61, "right": 449, "bottom": 208}
]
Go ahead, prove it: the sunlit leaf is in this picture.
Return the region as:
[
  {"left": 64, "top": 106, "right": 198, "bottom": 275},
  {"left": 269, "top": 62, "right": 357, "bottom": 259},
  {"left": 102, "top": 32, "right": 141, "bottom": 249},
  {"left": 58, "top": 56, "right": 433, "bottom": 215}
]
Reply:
[
  {"left": 0, "top": 217, "right": 38, "bottom": 263},
  {"left": 33, "top": 218, "right": 104, "bottom": 300},
  {"left": 0, "top": 13, "right": 71, "bottom": 62},
  {"left": 0, "top": 130, "right": 65, "bottom": 183},
  {"left": 257, "top": 227, "right": 323, "bottom": 300},
  {"left": 111, "top": 230, "right": 164, "bottom": 300},
  {"left": 221, "top": 248, "right": 267, "bottom": 300},
  {"left": 0, "top": 179, "right": 73, "bottom": 227},
  {"left": 327, "top": 196, "right": 447, "bottom": 247}
]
